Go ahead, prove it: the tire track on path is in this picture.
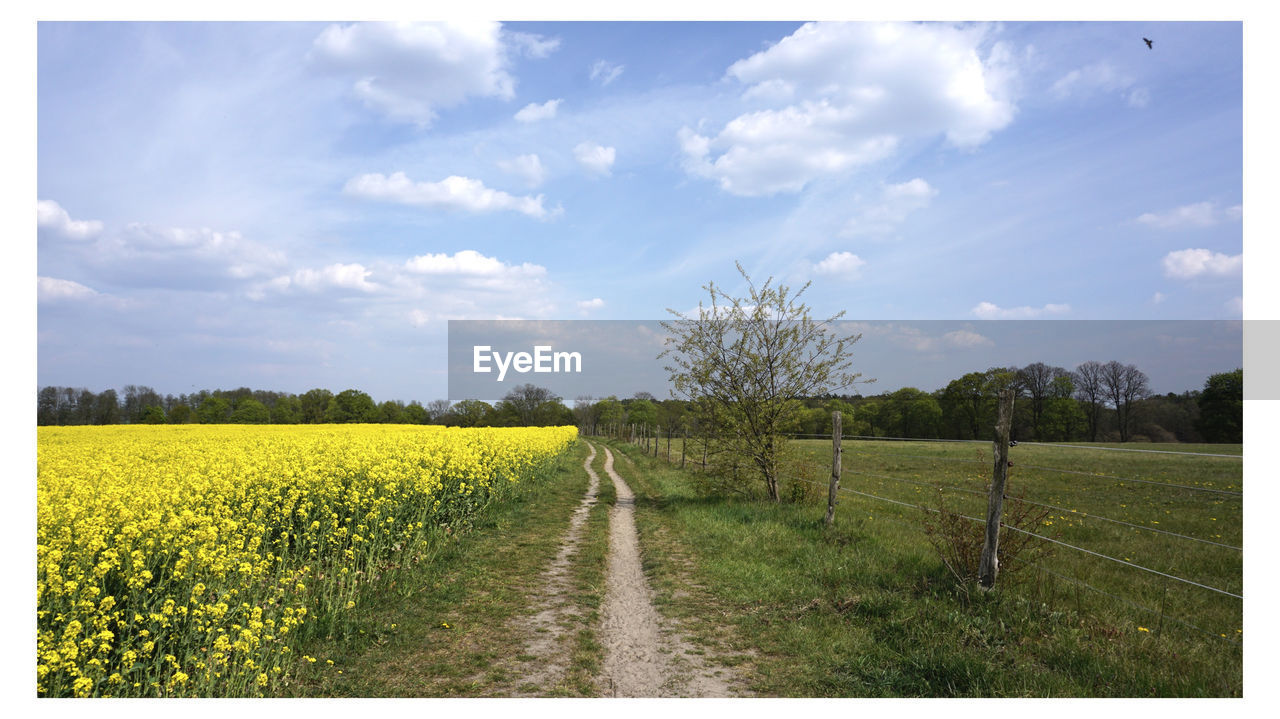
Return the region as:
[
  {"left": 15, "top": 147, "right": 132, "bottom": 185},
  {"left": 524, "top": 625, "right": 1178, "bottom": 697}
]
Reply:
[
  {"left": 508, "top": 441, "right": 601, "bottom": 694},
  {"left": 598, "top": 445, "right": 740, "bottom": 697}
]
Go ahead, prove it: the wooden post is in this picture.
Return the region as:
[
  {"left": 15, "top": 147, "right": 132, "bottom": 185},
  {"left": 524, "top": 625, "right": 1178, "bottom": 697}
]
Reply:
[
  {"left": 978, "top": 389, "right": 1015, "bottom": 589},
  {"left": 680, "top": 428, "right": 687, "bottom": 469},
  {"left": 825, "top": 411, "right": 842, "bottom": 527},
  {"left": 666, "top": 430, "right": 671, "bottom": 461}
]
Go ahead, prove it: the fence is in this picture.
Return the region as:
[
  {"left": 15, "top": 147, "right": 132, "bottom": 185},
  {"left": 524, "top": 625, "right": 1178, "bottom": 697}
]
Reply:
[{"left": 582, "top": 397, "right": 1244, "bottom": 645}]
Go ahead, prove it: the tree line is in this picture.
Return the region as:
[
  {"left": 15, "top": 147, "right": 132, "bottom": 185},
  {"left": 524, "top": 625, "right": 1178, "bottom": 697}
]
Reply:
[
  {"left": 572, "top": 364, "right": 1243, "bottom": 445},
  {"left": 36, "top": 383, "right": 574, "bottom": 428}
]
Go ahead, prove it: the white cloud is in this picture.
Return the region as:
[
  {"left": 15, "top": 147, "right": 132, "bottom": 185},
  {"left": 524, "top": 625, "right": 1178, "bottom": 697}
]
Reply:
[
  {"left": 1127, "top": 87, "right": 1151, "bottom": 108},
  {"left": 679, "top": 22, "right": 1016, "bottom": 196},
  {"left": 498, "top": 153, "right": 547, "bottom": 188},
  {"left": 589, "top": 59, "right": 624, "bottom": 86},
  {"left": 404, "top": 249, "right": 546, "bottom": 279},
  {"left": 942, "top": 329, "right": 993, "bottom": 348},
  {"left": 971, "top": 301, "right": 1070, "bottom": 319},
  {"left": 574, "top": 142, "right": 616, "bottom": 177},
  {"left": 842, "top": 178, "right": 937, "bottom": 236},
  {"left": 37, "top": 200, "right": 103, "bottom": 242},
  {"left": 284, "top": 263, "right": 378, "bottom": 293},
  {"left": 812, "top": 251, "right": 866, "bottom": 277},
  {"left": 514, "top": 98, "right": 561, "bottom": 122},
  {"left": 1051, "top": 62, "right": 1132, "bottom": 100},
  {"left": 344, "top": 171, "right": 556, "bottom": 219},
  {"left": 577, "top": 297, "right": 605, "bottom": 313},
  {"left": 1138, "top": 201, "right": 1242, "bottom": 229},
  {"left": 310, "top": 22, "right": 554, "bottom": 126},
  {"left": 1151, "top": 291, "right": 1166, "bottom": 304},
  {"left": 1162, "top": 249, "right": 1242, "bottom": 279},
  {"left": 82, "top": 223, "right": 287, "bottom": 289},
  {"left": 38, "top": 276, "right": 99, "bottom": 302}
]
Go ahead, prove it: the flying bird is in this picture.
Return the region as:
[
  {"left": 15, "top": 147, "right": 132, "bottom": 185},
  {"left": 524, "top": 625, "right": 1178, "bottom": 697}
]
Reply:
[{"left": 1143, "top": 37, "right": 1153, "bottom": 49}]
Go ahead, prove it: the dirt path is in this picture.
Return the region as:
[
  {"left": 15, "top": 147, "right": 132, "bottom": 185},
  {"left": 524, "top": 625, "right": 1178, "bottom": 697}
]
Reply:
[
  {"left": 597, "top": 445, "right": 740, "bottom": 697},
  {"left": 508, "top": 441, "right": 601, "bottom": 694}
]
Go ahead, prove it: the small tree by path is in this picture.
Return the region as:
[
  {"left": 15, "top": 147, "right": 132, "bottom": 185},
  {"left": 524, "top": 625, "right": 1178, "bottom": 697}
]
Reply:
[{"left": 659, "top": 262, "right": 865, "bottom": 502}]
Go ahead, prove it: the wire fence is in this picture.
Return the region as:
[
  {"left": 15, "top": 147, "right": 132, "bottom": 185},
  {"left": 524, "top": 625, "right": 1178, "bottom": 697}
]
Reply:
[{"left": 594, "top": 425, "right": 1243, "bottom": 644}]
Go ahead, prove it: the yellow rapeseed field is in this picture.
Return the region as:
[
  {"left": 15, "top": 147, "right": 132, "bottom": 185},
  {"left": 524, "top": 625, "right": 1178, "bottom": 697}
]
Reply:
[{"left": 37, "top": 423, "right": 577, "bottom": 697}]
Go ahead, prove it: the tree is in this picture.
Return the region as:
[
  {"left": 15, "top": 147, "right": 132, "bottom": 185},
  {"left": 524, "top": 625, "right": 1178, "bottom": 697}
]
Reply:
[
  {"left": 450, "top": 399, "right": 494, "bottom": 427},
  {"left": 497, "top": 384, "right": 562, "bottom": 426},
  {"left": 168, "top": 404, "right": 193, "bottom": 424},
  {"left": 140, "top": 405, "right": 168, "bottom": 424},
  {"left": 270, "top": 396, "right": 302, "bottom": 424},
  {"left": 229, "top": 398, "right": 271, "bottom": 424},
  {"left": 402, "top": 402, "right": 430, "bottom": 424},
  {"left": 376, "top": 400, "right": 405, "bottom": 424},
  {"left": 325, "top": 389, "right": 377, "bottom": 423},
  {"left": 197, "top": 396, "right": 232, "bottom": 424},
  {"left": 1196, "top": 369, "right": 1242, "bottom": 443},
  {"left": 299, "top": 388, "right": 333, "bottom": 424},
  {"left": 1101, "top": 360, "right": 1150, "bottom": 442},
  {"left": 425, "top": 399, "right": 452, "bottom": 423},
  {"left": 1073, "top": 361, "right": 1106, "bottom": 442},
  {"left": 659, "top": 263, "right": 863, "bottom": 502}
]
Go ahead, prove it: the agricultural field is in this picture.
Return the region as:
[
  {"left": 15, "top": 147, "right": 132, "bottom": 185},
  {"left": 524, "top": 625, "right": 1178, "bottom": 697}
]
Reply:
[
  {"left": 617, "top": 434, "right": 1243, "bottom": 695},
  {"left": 36, "top": 424, "right": 577, "bottom": 698}
]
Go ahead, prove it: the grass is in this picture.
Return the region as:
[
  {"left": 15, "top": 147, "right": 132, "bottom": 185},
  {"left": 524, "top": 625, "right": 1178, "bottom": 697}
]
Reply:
[
  {"left": 607, "top": 435, "right": 1243, "bottom": 697},
  {"left": 278, "top": 439, "right": 615, "bottom": 697}
]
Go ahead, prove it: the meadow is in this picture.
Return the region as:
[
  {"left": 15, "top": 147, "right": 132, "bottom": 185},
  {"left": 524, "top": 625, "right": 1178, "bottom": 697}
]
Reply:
[
  {"left": 36, "top": 424, "right": 577, "bottom": 697},
  {"left": 614, "top": 434, "right": 1243, "bottom": 696}
]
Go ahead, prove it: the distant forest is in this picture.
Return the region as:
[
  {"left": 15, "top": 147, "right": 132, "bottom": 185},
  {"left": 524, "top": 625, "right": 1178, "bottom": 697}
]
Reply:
[{"left": 37, "top": 363, "right": 1243, "bottom": 444}]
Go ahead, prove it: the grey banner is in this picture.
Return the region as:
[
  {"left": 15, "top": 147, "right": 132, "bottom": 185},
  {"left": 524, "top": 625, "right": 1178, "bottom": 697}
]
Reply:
[{"left": 447, "top": 319, "right": 1250, "bottom": 401}]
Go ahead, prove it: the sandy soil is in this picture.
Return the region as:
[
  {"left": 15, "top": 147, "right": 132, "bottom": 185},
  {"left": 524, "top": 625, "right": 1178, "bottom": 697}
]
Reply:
[
  {"left": 508, "top": 441, "right": 601, "bottom": 694},
  {"left": 597, "top": 445, "right": 743, "bottom": 697}
]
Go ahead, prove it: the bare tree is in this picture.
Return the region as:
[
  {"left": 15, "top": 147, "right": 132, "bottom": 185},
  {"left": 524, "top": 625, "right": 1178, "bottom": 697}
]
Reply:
[
  {"left": 1101, "top": 361, "right": 1151, "bottom": 442},
  {"left": 660, "top": 263, "right": 864, "bottom": 501},
  {"left": 1073, "top": 361, "right": 1106, "bottom": 441},
  {"left": 1017, "top": 362, "right": 1059, "bottom": 440}
]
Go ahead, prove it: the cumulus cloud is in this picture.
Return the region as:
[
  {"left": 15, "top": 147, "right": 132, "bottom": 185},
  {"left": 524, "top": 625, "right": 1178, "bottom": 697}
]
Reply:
[
  {"left": 1138, "top": 201, "right": 1242, "bottom": 229},
  {"left": 268, "top": 263, "right": 379, "bottom": 294},
  {"left": 498, "top": 153, "right": 547, "bottom": 188},
  {"left": 514, "top": 98, "right": 561, "bottom": 122},
  {"left": 574, "top": 142, "right": 616, "bottom": 177},
  {"left": 404, "top": 249, "right": 546, "bottom": 279},
  {"left": 812, "top": 251, "right": 866, "bottom": 277},
  {"left": 841, "top": 178, "right": 937, "bottom": 236},
  {"left": 38, "top": 276, "right": 99, "bottom": 302},
  {"left": 943, "top": 329, "right": 994, "bottom": 348},
  {"left": 344, "top": 171, "right": 556, "bottom": 219},
  {"left": 577, "top": 297, "right": 605, "bottom": 313},
  {"left": 1162, "top": 248, "right": 1242, "bottom": 279},
  {"left": 678, "top": 22, "right": 1016, "bottom": 196},
  {"left": 971, "top": 301, "right": 1070, "bottom": 319},
  {"left": 37, "top": 200, "right": 103, "bottom": 242},
  {"left": 589, "top": 59, "right": 624, "bottom": 86},
  {"left": 310, "top": 22, "right": 555, "bottom": 126}
]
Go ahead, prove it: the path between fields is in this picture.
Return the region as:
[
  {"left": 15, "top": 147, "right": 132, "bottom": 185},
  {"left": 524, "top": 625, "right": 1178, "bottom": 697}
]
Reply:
[
  {"left": 597, "top": 445, "right": 741, "bottom": 697},
  {"left": 508, "top": 441, "right": 601, "bottom": 695}
]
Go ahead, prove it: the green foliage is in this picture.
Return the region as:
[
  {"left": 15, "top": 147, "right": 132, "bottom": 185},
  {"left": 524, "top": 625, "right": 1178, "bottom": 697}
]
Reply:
[
  {"left": 196, "top": 396, "right": 231, "bottom": 424},
  {"left": 140, "top": 405, "right": 167, "bottom": 424},
  {"left": 228, "top": 398, "right": 271, "bottom": 424},
  {"left": 451, "top": 399, "right": 495, "bottom": 427},
  {"left": 168, "top": 404, "right": 193, "bottom": 425},
  {"left": 325, "top": 389, "right": 377, "bottom": 423},
  {"left": 270, "top": 396, "right": 301, "bottom": 424},
  {"left": 300, "top": 388, "right": 334, "bottom": 424},
  {"left": 402, "top": 402, "right": 429, "bottom": 424},
  {"left": 1196, "top": 369, "right": 1243, "bottom": 443}
]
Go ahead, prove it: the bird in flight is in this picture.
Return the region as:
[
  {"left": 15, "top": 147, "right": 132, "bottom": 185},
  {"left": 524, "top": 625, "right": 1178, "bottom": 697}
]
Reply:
[{"left": 1143, "top": 37, "right": 1154, "bottom": 49}]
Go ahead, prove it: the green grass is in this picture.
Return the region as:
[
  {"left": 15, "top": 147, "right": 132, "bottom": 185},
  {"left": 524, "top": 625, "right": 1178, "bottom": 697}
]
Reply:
[
  {"left": 277, "top": 440, "right": 614, "bottom": 697},
  {"left": 608, "top": 436, "right": 1243, "bottom": 697}
]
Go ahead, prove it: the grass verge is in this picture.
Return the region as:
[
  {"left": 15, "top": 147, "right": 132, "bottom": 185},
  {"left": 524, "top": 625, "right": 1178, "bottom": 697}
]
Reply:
[
  {"left": 606, "top": 438, "right": 1242, "bottom": 697},
  {"left": 278, "top": 439, "right": 613, "bottom": 697}
]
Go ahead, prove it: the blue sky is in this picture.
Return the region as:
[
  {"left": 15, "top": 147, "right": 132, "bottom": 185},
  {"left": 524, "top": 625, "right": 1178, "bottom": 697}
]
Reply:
[{"left": 36, "top": 20, "right": 1245, "bottom": 401}]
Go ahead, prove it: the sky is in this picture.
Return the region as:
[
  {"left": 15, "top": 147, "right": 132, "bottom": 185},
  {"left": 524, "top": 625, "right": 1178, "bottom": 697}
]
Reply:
[{"left": 35, "top": 20, "right": 1245, "bottom": 402}]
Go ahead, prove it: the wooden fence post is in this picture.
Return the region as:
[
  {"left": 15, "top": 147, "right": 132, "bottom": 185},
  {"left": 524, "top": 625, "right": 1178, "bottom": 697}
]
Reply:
[
  {"left": 978, "top": 389, "right": 1015, "bottom": 589},
  {"left": 680, "top": 428, "right": 687, "bottom": 469},
  {"left": 825, "top": 411, "right": 842, "bottom": 527}
]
